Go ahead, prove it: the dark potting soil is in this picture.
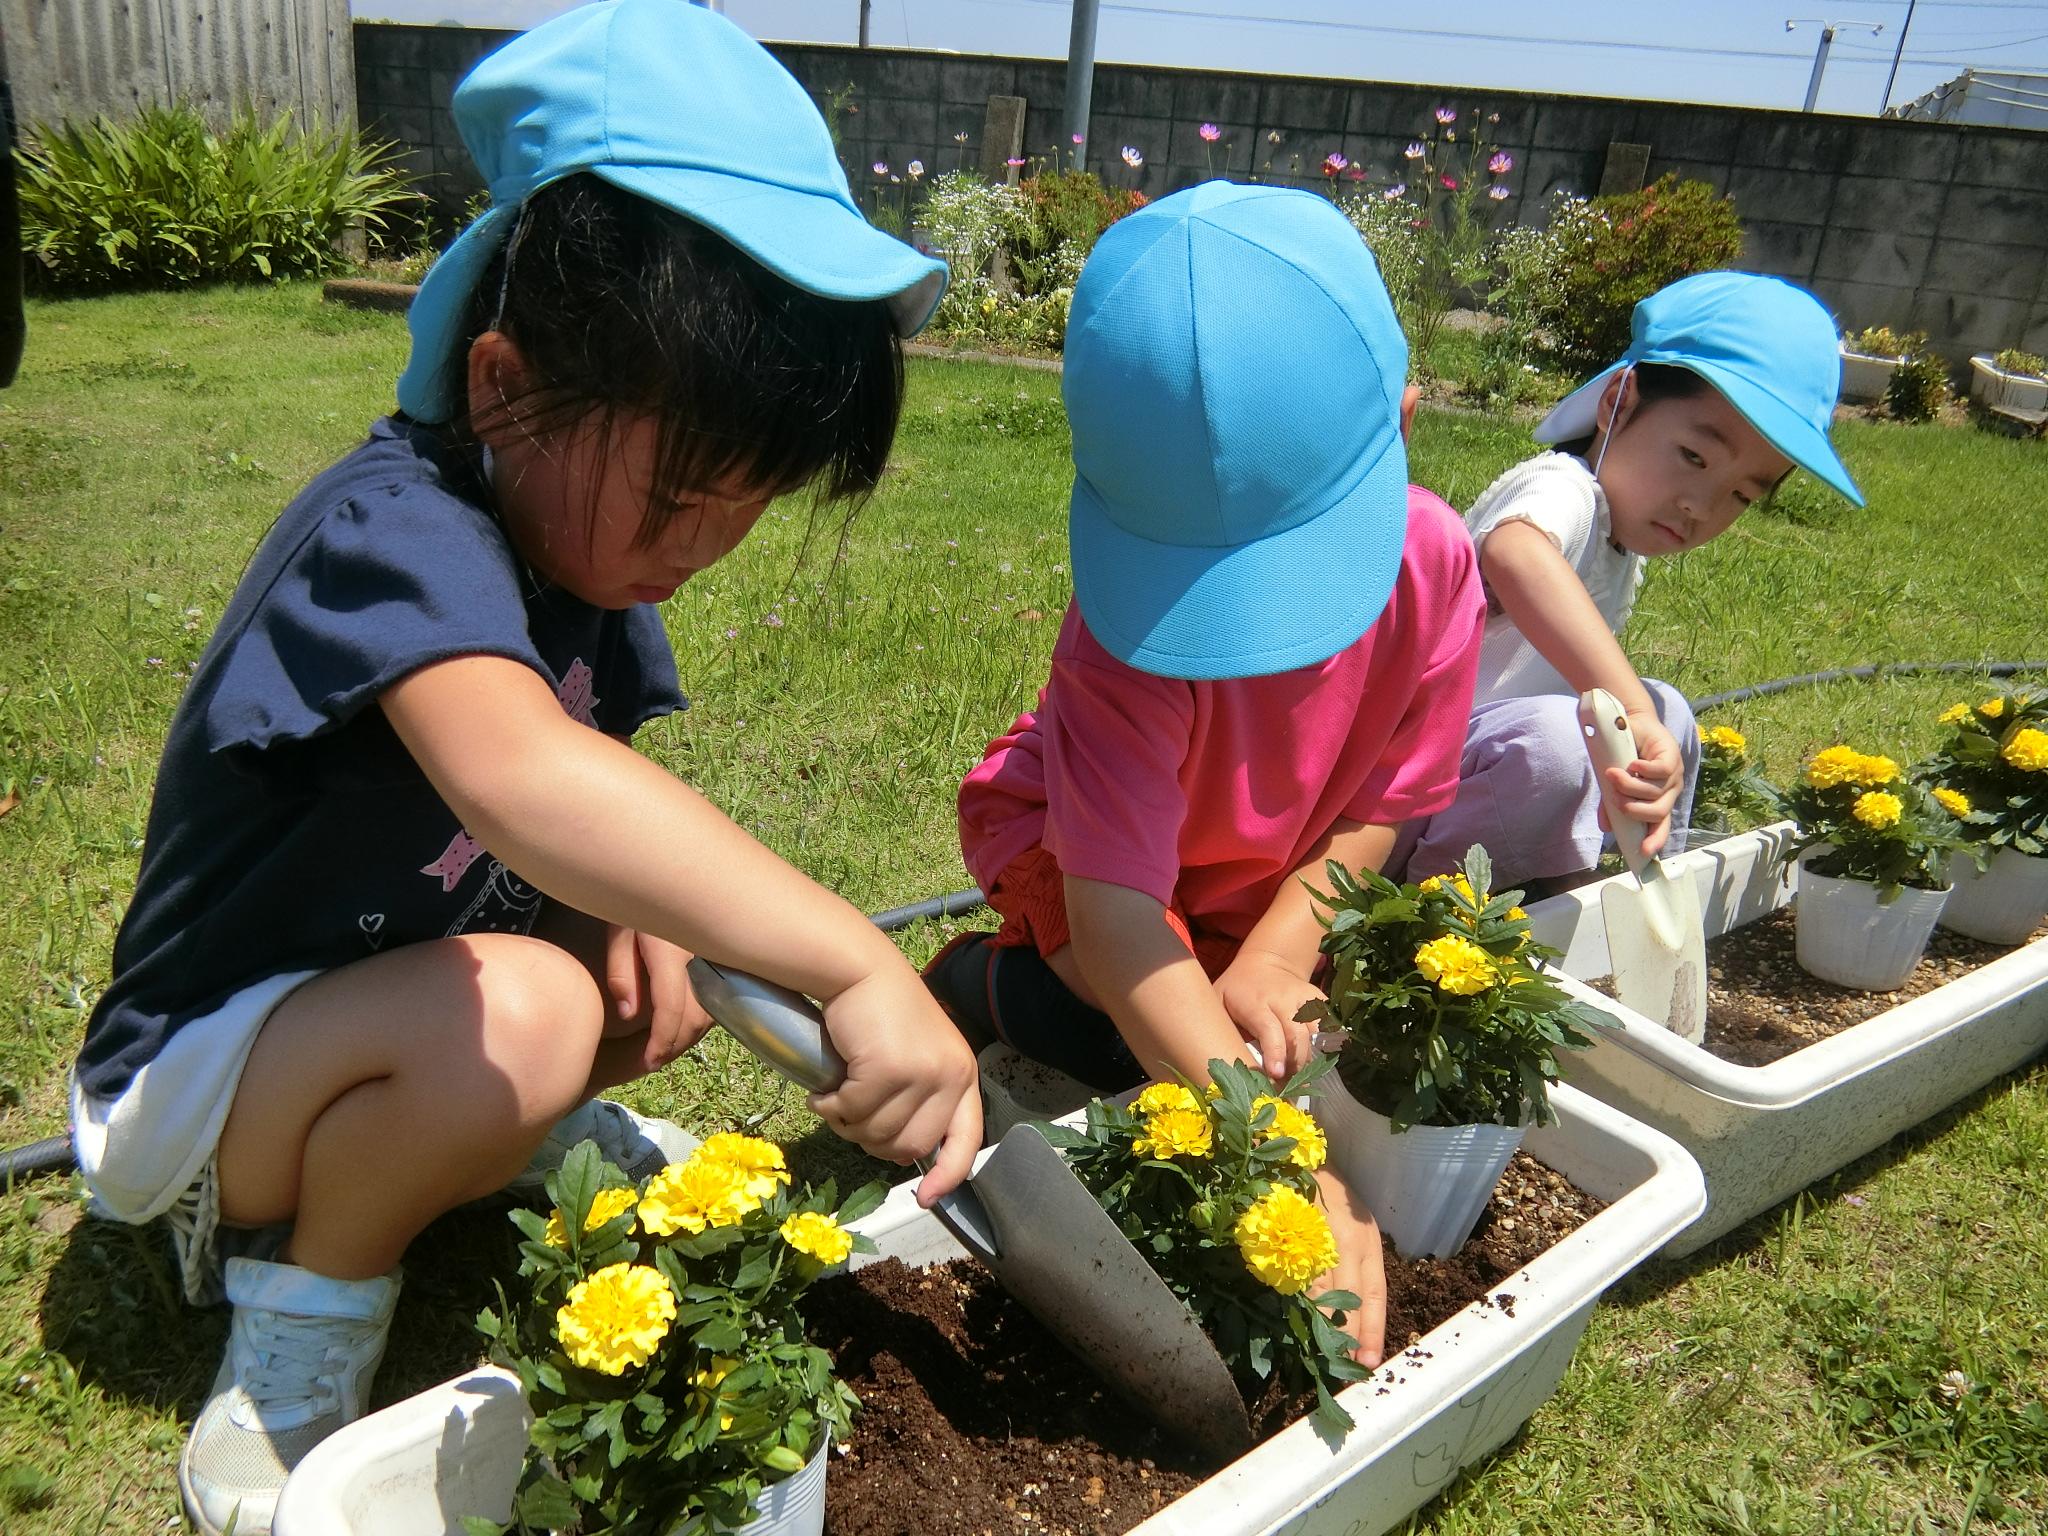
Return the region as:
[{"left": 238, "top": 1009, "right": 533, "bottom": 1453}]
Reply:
[
  {"left": 1590, "top": 907, "right": 2044, "bottom": 1068},
  {"left": 808, "top": 1151, "right": 1605, "bottom": 1536}
]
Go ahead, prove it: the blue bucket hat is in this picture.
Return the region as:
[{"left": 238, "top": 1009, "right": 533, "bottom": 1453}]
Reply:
[
  {"left": 395, "top": 0, "right": 947, "bottom": 423},
  {"left": 1063, "top": 183, "right": 1410, "bottom": 681},
  {"left": 1535, "top": 270, "right": 1864, "bottom": 505}
]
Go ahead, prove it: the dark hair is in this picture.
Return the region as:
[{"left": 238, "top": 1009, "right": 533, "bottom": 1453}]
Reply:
[
  {"left": 1553, "top": 362, "right": 1715, "bottom": 461},
  {"left": 453, "top": 173, "right": 905, "bottom": 545}
]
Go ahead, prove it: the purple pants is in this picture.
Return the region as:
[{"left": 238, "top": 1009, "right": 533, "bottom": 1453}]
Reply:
[{"left": 1389, "top": 679, "right": 1700, "bottom": 889}]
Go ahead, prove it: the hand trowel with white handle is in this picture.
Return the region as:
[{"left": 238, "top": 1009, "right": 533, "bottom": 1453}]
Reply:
[{"left": 1578, "top": 688, "right": 1707, "bottom": 1043}]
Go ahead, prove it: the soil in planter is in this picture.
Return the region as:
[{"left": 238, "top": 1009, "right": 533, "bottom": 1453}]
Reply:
[
  {"left": 809, "top": 1152, "right": 1604, "bottom": 1536},
  {"left": 1589, "top": 907, "right": 2045, "bottom": 1068}
]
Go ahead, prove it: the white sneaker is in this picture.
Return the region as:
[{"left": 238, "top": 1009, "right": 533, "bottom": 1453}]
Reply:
[
  {"left": 505, "top": 1097, "right": 701, "bottom": 1195},
  {"left": 178, "top": 1257, "right": 400, "bottom": 1536}
]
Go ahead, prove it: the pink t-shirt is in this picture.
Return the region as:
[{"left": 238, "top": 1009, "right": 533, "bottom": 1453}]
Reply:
[{"left": 958, "top": 486, "right": 1486, "bottom": 943}]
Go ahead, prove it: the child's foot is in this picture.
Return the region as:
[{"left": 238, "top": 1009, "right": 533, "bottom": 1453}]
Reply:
[
  {"left": 921, "top": 931, "right": 999, "bottom": 1048},
  {"left": 178, "top": 1257, "right": 400, "bottom": 1536},
  {"left": 505, "top": 1097, "right": 700, "bottom": 1195}
]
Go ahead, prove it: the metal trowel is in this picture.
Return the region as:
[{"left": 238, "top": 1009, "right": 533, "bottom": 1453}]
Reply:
[
  {"left": 686, "top": 956, "right": 1256, "bottom": 1460},
  {"left": 1578, "top": 688, "right": 1708, "bottom": 1043}
]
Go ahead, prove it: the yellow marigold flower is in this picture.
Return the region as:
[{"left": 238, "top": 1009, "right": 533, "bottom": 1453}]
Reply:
[
  {"left": 2003, "top": 727, "right": 2048, "bottom": 772},
  {"left": 1939, "top": 703, "right": 1973, "bottom": 727},
  {"left": 1701, "top": 725, "right": 1747, "bottom": 755},
  {"left": 639, "top": 1156, "right": 760, "bottom": 1236},
  {"left": 1252, "top": 1096, "right": 1328, "bottom": 1170},
  {"left": 779, "top": 1210, "right": 854, "bottom": 1265},
  {"left": 696, "top": 1133, "right": 791, "bottom": 1202},
  {"left": 1133, "top": 1106, "right": 1213, "bottom": 1160},
  {"left": 690, "top": 1356, "right": 739, "bottom": 1431},
  {"left": 1933, "top": 787, "right": 1972, "bottom": 818},
  {"left": 1855, "top": 752, "right": 1900, "bottom": 786},
  {"left": 1852, "top": 791, "right": 1902, "bottom": 829},
  {"left": 1415, "top": 933, "right": 1497, "bottom": 995},
  {"left": 1133, "top": 1082, "right": 1202, "bottom": 1118},
  {"left": 555, "top": 1262, "right": 675, "bottom": 1376},
  {"left": 543, "top": 1186, "right": 638, "bottom": 1249},
  {"left": 1417, "top": 872, "right": 1478, "bottom": 904},
  {"left": 1233, "top": 1186, "right": 1338, "bottom": 1296},
  {"left": 1981, "top": 698, "right": 2007, "bottom": 719},
  {"left": 1805, "top": 745, "right": 1865, "bottom": 789}
]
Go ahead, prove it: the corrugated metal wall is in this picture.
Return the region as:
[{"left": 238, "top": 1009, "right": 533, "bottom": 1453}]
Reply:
[{"left": 3, "top": 0, "right": 353, "bottom": 132}]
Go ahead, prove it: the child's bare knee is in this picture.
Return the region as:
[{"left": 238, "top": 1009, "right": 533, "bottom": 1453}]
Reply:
[{"left": 466, "top": 936, "right": 606, "bottom": 1122}]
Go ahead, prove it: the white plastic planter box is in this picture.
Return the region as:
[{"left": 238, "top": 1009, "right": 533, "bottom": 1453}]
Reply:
[
  {"left": 1525, "top": 822, "right": 2048, "bottom": 1256},
  {"left": 1970, "top": 354, "right": 2048, "bottom": 415},
  {"left": 275, "top": 1088, "right": 1702, "bottom": 1536},
  {"left": 1838, "top": 348, "right": 1902, "bottom": 405}
]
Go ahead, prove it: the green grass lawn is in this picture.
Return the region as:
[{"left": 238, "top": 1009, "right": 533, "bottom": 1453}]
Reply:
[{"left": 1, "top": 283, "right": 2045, "bottom": 1533}]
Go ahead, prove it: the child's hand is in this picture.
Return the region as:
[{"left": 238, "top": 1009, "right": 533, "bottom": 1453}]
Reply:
[
  {"left": 1313, "top": 1164, "right": 1387, "bottom": 1369},
  {"left": 810, "top": 965, "right": 983, "bottom": 1204},
  {"left": 602, "top": 926, "right": 717, "bottom": 1074},
  {"left": 1596, "top": 709, "right": 1686, "bottom": 859},
  {"left": 1212, "top": 949, "right": 1323, "bottom": 1082}
]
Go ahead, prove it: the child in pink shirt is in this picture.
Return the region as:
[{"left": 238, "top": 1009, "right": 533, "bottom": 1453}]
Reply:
[{"left": 927, "top": 184, "right": 1487, "bottom": 1370}]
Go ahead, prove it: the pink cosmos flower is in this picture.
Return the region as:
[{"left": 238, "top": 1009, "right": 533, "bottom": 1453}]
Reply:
[
  {"left": 1441, "top": 174, "right": 1459, "bottom": 189},
  {"left": 1121, "top": 145, "right": 1144, "bottom": 168},
  {"left": 1384, "top": 182, "right": 1407, "bottom": 199},
  {"left": 1322, "top": 151, "right": 1348, "bottom": 176},
  {"left": 1403, "top": 141, "right": 1425, "bottom": 160},
  {"left": 1434, "top": 106, "right": 1457, "bottom": 125},
  {"left": 1006, "top": 156, "right": 1026, "bottom": 167},
  {"left": 1072, "top": 132, "right": 1085, "bottom": 144},
  {"left": 872, "top": 161, "right": 888, "bottom": 176},
  {"left": 1199, "top": 122, "right": 1221, "bottom": 141},
  {"left": 1488, "top": 151, "right": 1513, "bottom": 174},
  {"left": 1488, "top": 184, "right": 1511, "bottom": 201},
  {"left": 908, "top": 159, "right": 925, "bottom": 178}
]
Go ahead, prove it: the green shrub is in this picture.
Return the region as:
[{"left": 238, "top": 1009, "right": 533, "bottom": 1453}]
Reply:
[
  {"left": 15, "top": 103, "right": 417, "bottom": 289},
  {"left": 1012, "top": 170, "right": 1144, "bottom": 299},
  {"left": 1886, "top": 348, "right": 1951, "bottom": 424},
  {"left": 1847, "top": 324, "right": 1914, "bottom": 358},
  {"left": 1993, "top": 347, "right": 2047, "bottom": 379},
  {"left": 1503, "top": 175, "right": 1743, "bottom": 370}
]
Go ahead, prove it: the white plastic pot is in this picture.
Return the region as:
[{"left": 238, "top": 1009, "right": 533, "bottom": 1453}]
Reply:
[
  {"left": 1838, "top": 348, "right": 1903, "bottom": 405},
  {"left": 1970, "top": 354, "right": 2048, "bottom": 414},
  {"left": 274, "top": 1399, "right": 829, "bottom": 1536},
  {"left": 1941, "top": 846, "right": 2048, "bottom": 946},
  {"left": 1525, "top": 822, "right": 2048, "bottom": 1255},
  {"left": 1318, "top": 1084, "right": 1525, "bottom": 1258},
  {"left": 275, "top": 1088, "right": 1703, "bottom": 1536},
  {"left": 1794, "top": 856, "right": 1949, "bottom": 991}
]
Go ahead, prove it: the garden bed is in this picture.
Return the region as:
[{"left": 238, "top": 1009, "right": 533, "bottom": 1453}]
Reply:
[
  {"left": 273, "top": 1085, "right": 1702, "bottom": 1536},
  {"left": 811, "top": 1153, "right": 1606, "bottom": 1536},
  {"left": 1528, "top": 823, "right": 2048, "bottom": 1255}
]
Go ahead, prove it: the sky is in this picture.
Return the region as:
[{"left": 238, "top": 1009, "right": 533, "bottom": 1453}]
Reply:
[{"left": 350, "top": 1, "right": 2048, "bottom": 117}]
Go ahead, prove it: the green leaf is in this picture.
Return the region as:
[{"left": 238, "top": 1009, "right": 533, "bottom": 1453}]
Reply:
[
  {"left": 835, "top": 1178, "right": 888, "bottom": 1226},
  {"left": 512, "top": 1470, "right": 578, "bottom": 1530}
]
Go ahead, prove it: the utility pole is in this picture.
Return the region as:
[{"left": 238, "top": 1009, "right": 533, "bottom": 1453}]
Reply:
[
  {"left": 859, "top": 0, "right": 871, "bottom": 48},
  {"left": 1785, "top": 18, "right": 1884, "bottom": 113},
  {"left": 1064, "top": 0, "right": 1101, "bottom": 169},
  {"left": 1881, "top": 0, "right": 1918, "bottom": 114}
]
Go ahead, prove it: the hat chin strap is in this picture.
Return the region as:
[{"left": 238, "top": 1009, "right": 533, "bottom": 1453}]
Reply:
[{"left": 1589, "top": 362, "right": 1635, "bottom": 481}]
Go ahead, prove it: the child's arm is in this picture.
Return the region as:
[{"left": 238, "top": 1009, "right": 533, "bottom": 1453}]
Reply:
[
  {"left": 1214, "top": 818, "right": 1395, "bottom": 1080},
  {"left": 1064, "top": 874, "right": 1386, "bottom": 1368},
  {"left": 1480, "top": 520, "right": 1684, "bottom": 855},
  {"left": 380, "top": 654, "right": 981, "bottom": 1199}
]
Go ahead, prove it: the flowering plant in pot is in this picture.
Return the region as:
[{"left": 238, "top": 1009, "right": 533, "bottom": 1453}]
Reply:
[
  {"left": 1776, "top": 745, "right": 1967, "bottom": 990},
  {"left": 1299, "top": 845, "right": 1603, "bottom": 1257},
  {"left": 468, "top": 1135, "right": 883, "bottom": 1536},
  {"left": 1694, "top": 723, "right": 1780, "bottom": 835},
  {"left": 1917, "top": 691, "right": 2048, "bottom": 944},
  {"left": 1046, "top": 1056, "right": 1370, "bottom": 1445},
  {"left": 1839, "top": 324, "right": 1911, "bottom": 405},
  {"left": 1970, "top": 347, "right": 2048, "bottom": 415}
]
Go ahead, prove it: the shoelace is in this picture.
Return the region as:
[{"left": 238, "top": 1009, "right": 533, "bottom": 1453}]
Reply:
[{"left": 237, "top": 1309, "right": 371, "bottom": 1420}]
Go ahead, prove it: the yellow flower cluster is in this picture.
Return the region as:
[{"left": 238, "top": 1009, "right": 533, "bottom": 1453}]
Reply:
[
  {"left": 1981, "top": 697, "right": 2007, "bottom": 719},
  {"left": 1415, "top": 932, "right": 1497, "bottom": 995},
  {"left": 696, "top": 1133, "right": 792, "bottom": 1201},
  {"left": 1805, "top": 745, "right": 1899, "bottom": 790},
  {"left": 1233, "top": 1186, "right": 1338, "bottom": 1295},
  {"left": 543, "top": 1185, "right": 639, "bottom": 1249},
  {"left": 1253, "top": 1096, "right": 1328, "bottom": 1170},
  {"left": 1419, "top": 872, "right": 1479, "bottom": 903},
  {"left": 690, "top": 1356, "right": 739, "bottom": 1430},
  {"left": 1939, "top": 702, "right": 1973, "bottom": 727},
  {"left": 1933, "top": 787, "right": 1973, "bottom": 818},
  {"left": 1700, "top": 724, "right": 1748, "bottom": 755},
  {"left": 1133, "top": 1082, "right": 1202, "bottom": 1117},
  {"left": 2002, "top": 727, "right": 2048, "bottom": 773},
  {"left": 1852, "top": 791, "right": 1902, "bottom": 829},
  {"left": 779, "top": 1210, "right": 854, "bottom": 1265},
  {"left": 1133, "top": 1105, "right": 1213, "bottom": 1159},
  {"left": 556, "top": 1262, "right": 676, "bottom": 1375},
  {"left": 639, "top": 1136, "right": 783, "bottom": 1237}
]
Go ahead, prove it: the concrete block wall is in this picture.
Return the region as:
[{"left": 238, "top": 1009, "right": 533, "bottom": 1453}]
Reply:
[{"left": 355, "top": 24, "right": 2048, "bottom": 362}]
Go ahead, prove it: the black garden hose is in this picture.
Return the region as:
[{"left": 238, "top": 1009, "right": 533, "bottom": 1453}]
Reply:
[{"left": 5, "top": 658, "right": 2040, "bottom": 1185}]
